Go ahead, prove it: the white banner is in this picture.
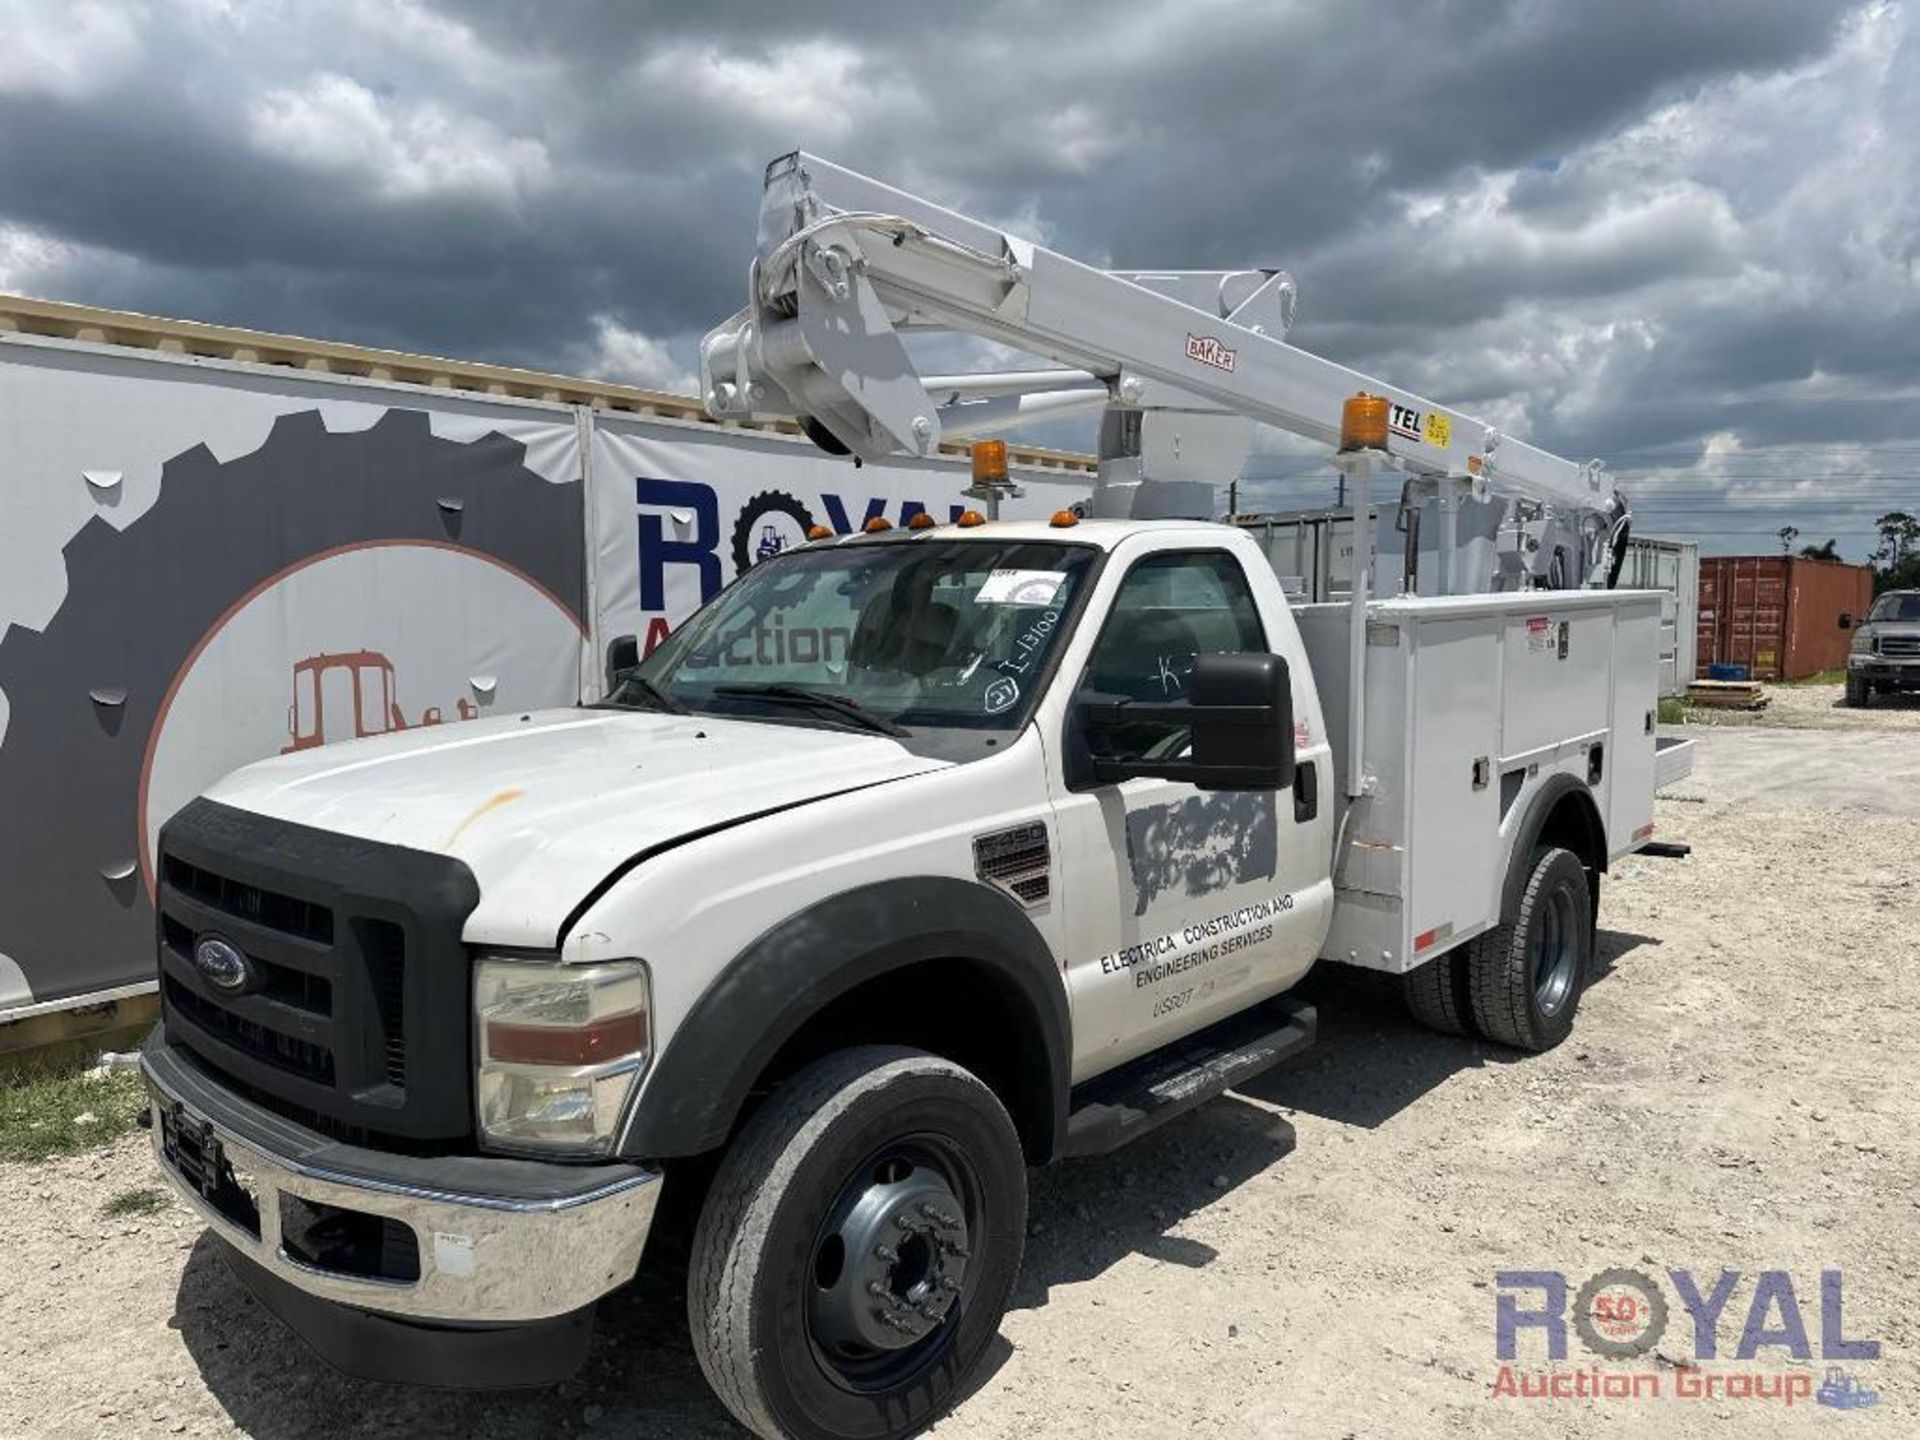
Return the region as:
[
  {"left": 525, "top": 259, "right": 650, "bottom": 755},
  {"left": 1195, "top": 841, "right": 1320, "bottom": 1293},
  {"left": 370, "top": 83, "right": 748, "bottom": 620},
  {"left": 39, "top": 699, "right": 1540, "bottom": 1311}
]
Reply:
[{"left": 587, "top": 416, "right": 1090, "bottom": 683}]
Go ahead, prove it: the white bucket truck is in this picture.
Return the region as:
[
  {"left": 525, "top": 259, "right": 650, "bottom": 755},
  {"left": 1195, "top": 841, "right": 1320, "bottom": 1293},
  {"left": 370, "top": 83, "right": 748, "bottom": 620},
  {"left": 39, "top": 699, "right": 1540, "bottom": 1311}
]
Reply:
[{"left": 142, "top": 153, "right": 1686, "bottom": 1439}]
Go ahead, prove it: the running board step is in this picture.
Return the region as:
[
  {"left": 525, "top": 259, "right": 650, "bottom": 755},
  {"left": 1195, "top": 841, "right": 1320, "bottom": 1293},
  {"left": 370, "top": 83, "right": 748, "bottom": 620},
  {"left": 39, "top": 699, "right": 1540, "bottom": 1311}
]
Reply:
[{"left": 1060, "top": 996, "right": 1316, "bottom": 1159}]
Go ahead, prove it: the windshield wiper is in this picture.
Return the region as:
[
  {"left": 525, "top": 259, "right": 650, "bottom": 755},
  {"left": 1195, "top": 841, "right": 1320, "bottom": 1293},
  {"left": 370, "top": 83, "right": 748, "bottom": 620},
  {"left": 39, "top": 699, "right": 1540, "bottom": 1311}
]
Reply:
[
  {"left": 596, "top": 673, "right": 688, "bottom": 714},
  {"left": 712, "top": 683, "right": 910, "bottom": 737}
]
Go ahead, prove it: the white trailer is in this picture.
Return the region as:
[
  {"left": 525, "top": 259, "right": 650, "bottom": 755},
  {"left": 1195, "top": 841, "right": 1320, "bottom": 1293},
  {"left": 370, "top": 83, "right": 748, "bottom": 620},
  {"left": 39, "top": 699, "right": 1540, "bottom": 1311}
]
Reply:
[{"left": 1617, "top": 532, "right": 1703, "bottom": 697}]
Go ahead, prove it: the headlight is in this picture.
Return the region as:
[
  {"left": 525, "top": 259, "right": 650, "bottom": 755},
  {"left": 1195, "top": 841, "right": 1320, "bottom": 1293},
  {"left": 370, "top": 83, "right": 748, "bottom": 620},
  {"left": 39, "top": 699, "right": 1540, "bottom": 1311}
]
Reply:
[
  {"left": 474, "top": 956, "right": 651, "bottom": 1157},
  {"left": 1851, "top": 632, "right": 1874, "bottom": 654}
]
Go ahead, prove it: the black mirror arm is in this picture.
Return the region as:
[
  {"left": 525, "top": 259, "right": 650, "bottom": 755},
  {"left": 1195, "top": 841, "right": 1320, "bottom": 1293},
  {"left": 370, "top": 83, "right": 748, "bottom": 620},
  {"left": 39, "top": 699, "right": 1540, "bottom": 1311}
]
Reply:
[{"left": 1080, "top": 697, "right": 1276, "bottom": 729}]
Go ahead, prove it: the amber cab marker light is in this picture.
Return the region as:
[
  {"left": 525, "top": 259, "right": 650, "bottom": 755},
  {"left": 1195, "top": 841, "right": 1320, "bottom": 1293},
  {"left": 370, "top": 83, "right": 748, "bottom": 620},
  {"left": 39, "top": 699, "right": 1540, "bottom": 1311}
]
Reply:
[
  {"left": 970, "top": 438, "right": 1010, "bottom": 486},
  {"left": 1049, "top": 509, "right": 1080, "bottom": 528},
  {"left": 863, "top": 516, "right": 893, "bottom": 533},
  {"left": 806, "top": 524, "right": 834, "bottom": 541},
  {"left": 956, "top": 509, "right": 987, "bottom": 528},
  {"left": 1340, "top": 391, "right": 1390, "bottom": 451},
  {"left": 907, "top": 512, "right": 938, "bottom": 530}
]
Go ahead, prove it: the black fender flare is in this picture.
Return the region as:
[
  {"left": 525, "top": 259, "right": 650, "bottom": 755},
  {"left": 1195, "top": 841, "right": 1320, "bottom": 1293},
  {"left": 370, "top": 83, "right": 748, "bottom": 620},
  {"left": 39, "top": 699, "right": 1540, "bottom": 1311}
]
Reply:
[
  {"left": 1502, "top": 772, "right": 1607, "bottom": 923},
  {"left": 619, "top": 876, "right": 1071, "bottom": 1162}
]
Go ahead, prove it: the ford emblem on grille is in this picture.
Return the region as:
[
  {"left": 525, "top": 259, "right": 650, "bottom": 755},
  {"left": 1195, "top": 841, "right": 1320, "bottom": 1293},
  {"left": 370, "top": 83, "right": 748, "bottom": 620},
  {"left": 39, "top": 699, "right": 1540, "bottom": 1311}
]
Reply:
[{"left": 193, "top": 935, "right": 252, "bottom": 993}]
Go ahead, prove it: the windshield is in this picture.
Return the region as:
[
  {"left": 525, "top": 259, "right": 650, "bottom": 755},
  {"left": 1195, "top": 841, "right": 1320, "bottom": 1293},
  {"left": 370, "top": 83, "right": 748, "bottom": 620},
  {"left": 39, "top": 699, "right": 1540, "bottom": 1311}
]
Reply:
[
  {"left": 612, "top": 538, "right": 1098, "bottom": 732},
  {"left": 1868, "top": 593, "right": 1920, "bottom": 623}
]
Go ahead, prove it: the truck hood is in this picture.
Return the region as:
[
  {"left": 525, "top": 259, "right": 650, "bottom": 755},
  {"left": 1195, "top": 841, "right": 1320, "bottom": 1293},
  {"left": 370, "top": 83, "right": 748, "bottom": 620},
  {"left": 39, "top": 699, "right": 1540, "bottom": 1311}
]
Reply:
[{"left": 203, "top": 708, "right": 948, "bottom": 947}]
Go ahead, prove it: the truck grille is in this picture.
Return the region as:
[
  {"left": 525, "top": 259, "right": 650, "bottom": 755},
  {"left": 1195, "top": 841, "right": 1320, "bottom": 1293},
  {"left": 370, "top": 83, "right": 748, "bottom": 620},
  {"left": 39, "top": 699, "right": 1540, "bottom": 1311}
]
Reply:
[
  {"left": 155, "top": 798, "right": 481, "bottom": 1149},
  {"left": 163, "top": 976, "right": 337, "bottom": 1084},
  {"left": 163, "top": 855, "right": 334, "bottom": 944},
  {"left": 1879, "top": 634, "right": 1920, "bottom": 657}
]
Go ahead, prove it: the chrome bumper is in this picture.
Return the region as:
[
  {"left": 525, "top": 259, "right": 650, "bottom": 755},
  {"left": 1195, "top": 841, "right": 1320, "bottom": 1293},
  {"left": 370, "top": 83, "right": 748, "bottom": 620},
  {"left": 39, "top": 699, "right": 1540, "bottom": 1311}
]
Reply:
[
  {"left": 142, "top": 1056, "right": 660, "bottom": 1324},
  {"left": 1851, "top": 654, "right": 1920, "bottom": 676}
]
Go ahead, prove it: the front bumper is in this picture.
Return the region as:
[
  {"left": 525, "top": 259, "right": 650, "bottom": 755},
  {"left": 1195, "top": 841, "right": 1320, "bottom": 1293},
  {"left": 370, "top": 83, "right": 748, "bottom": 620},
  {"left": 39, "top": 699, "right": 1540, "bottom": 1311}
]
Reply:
[
  {"left": 143, "top": 1030, "right": 661, "bottom": 1382},
  {"left": 1849, "top": 654, "right": 1920, "bottom": 689}
]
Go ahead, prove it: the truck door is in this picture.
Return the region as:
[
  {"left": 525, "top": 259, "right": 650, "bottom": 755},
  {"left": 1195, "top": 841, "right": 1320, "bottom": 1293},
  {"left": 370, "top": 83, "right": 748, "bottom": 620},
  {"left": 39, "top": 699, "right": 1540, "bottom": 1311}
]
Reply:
[{"left": 1047, "top": 546, "right": 1328, "bottom": 1079}]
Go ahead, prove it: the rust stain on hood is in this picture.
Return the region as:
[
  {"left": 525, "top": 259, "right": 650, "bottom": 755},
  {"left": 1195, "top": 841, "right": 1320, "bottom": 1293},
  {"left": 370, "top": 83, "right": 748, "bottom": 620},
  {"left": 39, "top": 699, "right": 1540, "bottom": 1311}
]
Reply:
[{"left": 443, "top": 787, "right": 526, "bottom": 851}]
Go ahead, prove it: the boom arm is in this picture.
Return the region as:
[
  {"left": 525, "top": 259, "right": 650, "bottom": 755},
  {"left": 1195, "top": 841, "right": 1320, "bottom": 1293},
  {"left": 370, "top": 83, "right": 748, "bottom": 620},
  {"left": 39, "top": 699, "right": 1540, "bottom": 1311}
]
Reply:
[{"left": 703, "top": 152, "right": 1622, "bottom": 545}]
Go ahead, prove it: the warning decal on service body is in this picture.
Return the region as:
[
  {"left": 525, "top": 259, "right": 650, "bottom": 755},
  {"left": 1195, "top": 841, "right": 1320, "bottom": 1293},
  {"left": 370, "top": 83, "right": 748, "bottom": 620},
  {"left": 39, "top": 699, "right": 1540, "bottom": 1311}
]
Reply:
[
  {"left": 1094, "top": 890, "right": 1295, "bottom": 991},
  {"left": 974, "top": 569, "right": 1069, "bottom": 606},
  {"left": 1527, "top": 615, "right": 1554, "bottom": 654}
]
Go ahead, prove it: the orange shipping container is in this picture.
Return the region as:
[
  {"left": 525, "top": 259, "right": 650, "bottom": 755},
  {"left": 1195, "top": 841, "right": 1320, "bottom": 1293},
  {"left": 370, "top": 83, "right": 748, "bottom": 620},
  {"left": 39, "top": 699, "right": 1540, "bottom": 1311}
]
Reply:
[{"left": 1695, "top": 556, "right": 1874, "bottom": 680}]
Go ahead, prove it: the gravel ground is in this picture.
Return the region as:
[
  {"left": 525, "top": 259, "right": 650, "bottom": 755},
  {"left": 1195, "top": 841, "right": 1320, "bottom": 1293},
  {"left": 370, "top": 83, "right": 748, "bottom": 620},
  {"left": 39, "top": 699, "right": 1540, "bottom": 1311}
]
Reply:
[
  {"left": 1689, "top": 680, "right": 1920, "bottom": 731},
  {"left": 4, "top": 714, "right": 1916, "bottom": 1439}
]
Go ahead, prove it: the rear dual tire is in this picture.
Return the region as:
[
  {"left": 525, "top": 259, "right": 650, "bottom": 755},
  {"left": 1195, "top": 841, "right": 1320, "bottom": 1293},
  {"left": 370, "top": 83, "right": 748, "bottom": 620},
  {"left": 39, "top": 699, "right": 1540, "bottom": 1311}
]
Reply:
[
  {"left": 1402, "top": 845, "right": 1593, "bottom": 1054},
  {"left": 1401, "top": 946, "right": 1472, "bottom": 1036}
]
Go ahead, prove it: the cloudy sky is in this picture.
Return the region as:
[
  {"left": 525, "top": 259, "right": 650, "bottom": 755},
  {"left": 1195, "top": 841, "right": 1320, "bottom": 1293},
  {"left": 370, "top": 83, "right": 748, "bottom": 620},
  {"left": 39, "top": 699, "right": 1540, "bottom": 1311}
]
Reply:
[{"left": 2, "top": 0, "right": 1915, "bottom": 559}]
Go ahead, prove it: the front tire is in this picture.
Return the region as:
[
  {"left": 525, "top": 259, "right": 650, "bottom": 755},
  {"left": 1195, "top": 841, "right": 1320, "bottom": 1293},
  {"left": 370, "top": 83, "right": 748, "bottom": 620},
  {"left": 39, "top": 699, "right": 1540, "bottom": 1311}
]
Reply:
[
  {"left": 1845, "top": 675, "right": 1870, "bottom": 708},
  {"left": 689, "top": 1046, "right": 1027, "bottom": 1440},
  {"left": 1468, "top": 847, "right": 1593, "bottom": 1052}
]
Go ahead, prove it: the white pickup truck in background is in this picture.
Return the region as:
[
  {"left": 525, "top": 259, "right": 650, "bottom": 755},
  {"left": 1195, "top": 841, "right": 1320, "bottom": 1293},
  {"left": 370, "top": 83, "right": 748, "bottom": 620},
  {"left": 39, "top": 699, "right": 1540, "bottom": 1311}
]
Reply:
[{"left": 141, "top": 153, "right": 1688, "bottom": 1440}]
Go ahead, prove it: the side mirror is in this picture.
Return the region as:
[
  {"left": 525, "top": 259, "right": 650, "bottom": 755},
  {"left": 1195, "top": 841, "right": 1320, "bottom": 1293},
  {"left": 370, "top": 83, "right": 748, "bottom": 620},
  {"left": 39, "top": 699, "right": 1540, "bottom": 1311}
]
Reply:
[
  {"left": 606, "top": 633, "right": 641, "bottom": 687},
  {"left": 1079, "top": 652, "right": 1296, "bottom": 792},
  {"left": 1838, "top": 613, "right": 1854, "bottom": 630}
]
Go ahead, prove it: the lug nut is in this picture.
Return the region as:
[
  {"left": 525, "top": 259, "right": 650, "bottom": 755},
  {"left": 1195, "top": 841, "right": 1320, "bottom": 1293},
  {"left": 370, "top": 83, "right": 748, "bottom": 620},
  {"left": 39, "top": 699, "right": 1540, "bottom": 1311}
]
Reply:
[{"left": 874, "top": 1244, "right": 899, "bottom": 1263}]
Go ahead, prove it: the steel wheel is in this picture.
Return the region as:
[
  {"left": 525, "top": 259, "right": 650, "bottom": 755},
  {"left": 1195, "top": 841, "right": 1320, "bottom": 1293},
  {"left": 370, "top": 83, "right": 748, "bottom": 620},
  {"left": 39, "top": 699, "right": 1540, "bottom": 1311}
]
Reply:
[
  {"left": 1532, "top": 883, "right": 1583, "bottom": 1019},
  {"left": 806, "top": 1136, "right": 979, "bottom": 1393},
  {"left": 689, "top": 1045, "right": 1027, "bottom": 1440}
]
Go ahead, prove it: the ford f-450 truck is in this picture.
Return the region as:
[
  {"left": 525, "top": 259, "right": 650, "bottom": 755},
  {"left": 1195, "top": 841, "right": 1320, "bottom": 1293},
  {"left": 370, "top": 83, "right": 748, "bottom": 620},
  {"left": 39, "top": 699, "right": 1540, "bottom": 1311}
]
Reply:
[{"left": 142, "top": 154, "right": 1686, "bottom": 1440}]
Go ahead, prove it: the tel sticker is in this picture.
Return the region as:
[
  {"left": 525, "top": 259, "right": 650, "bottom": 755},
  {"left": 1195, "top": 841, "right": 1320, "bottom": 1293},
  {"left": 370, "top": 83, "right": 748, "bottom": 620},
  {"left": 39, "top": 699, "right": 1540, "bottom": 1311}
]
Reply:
[{"left": 975, "top": 569, "right": 1067, "bottom": 606}]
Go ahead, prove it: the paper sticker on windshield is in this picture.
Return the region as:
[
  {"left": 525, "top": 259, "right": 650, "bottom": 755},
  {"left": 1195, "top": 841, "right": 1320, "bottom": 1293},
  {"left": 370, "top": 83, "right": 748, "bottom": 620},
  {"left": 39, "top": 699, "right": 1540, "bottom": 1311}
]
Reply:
[{"left": 975, "top": 569, "right": 1068, "bottom": 607}]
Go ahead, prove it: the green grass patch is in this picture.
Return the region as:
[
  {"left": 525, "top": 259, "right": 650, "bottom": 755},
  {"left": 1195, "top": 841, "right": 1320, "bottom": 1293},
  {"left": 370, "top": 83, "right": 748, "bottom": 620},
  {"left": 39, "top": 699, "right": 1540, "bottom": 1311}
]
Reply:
[
  {"left": 101, "top": 1185, "right": 169, "bottom": 1219},
  {"left": 0, "top": 1066, "right": 147, "bottom": 1164},
  {"left": 1657, "top": 696, "right": 1688, "bottom": 725},
  {"left": 1776, "top": 668, "right": 1848, "bottom": 687}
]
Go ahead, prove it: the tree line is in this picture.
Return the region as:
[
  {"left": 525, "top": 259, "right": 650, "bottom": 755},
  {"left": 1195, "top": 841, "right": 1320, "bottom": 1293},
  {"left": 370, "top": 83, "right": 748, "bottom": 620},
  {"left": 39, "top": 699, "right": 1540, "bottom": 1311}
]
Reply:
[{"left": 1774, "top": 512, "right": 1919, "bottom": 593}]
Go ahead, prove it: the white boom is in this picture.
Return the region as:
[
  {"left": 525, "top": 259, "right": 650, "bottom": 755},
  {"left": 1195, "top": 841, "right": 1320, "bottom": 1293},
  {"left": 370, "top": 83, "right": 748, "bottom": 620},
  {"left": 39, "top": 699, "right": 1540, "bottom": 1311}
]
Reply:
[{"left": 701, "top": 151, "right": 1630, "bottom": 589}]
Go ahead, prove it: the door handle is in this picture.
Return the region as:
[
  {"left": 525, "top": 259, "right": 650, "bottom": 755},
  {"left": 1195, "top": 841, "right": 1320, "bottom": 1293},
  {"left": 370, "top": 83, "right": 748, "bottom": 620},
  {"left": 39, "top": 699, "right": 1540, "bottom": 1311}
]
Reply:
[{"left": 1293, "top": 758, "right": 1319, "bottom": 823}]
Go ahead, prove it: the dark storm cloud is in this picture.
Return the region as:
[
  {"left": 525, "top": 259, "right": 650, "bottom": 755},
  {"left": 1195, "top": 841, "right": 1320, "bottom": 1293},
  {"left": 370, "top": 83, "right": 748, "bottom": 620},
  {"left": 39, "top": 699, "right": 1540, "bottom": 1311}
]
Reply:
[{"left": 1, "top": 0, "right": 1913, "bottom": 557}]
